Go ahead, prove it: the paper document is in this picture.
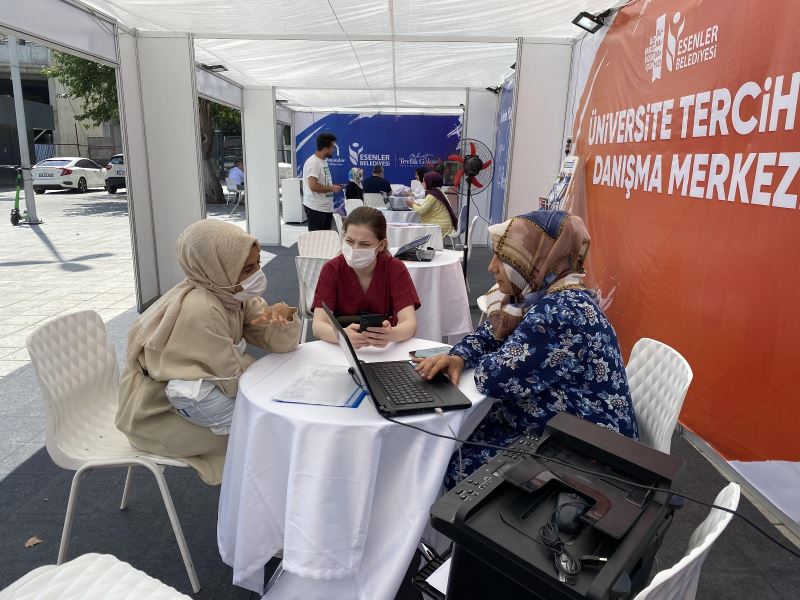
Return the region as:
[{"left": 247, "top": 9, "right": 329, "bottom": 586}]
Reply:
[{"left": 273, "top": 365, "right": 365, "bottom": 408}]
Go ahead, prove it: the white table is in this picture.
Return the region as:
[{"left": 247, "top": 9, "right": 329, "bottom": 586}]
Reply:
[
  {"left": 378, "top": 207, "right": 420, "bottom": 224},
  {"left": 395, "top": 249, "right": 473, "bottom": 343},
  {"left": 217, "top": 339, "right": 492, "bottom": 600},
  {"left": 388, "top": 223, "right": 443, "bottom": 251}
]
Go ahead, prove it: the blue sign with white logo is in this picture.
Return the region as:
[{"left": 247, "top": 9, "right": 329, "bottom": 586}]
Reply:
[
  {"left": 296, "top": 113, "right": 462, "bottom": 210},
  {"left": 489, "top": 76, "right": 515, "bottom": 223}
]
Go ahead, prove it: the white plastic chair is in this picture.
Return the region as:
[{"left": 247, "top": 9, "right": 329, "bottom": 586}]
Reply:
[
  {"left": 295, "top": 256, "right": 328, "bottom": 343},
  {"left": 626, "top": 338, "right": 693, "bottom": 454},
  {"left": 297, "top": 230, "right": 341, "bottom": 259},
  {"left": 333, "top": 212, "right": 344, "bottom": 234},
  {"left": 363, "top": 193, "right": 387, "bottom": 209},
  {"left": 634, "top": 483, "right": 740, "bottom": 600},
  {"left": 0, "top": 553, "right": 191, "bottom": 599},
  {"left": 25, "top": 311, "right": 200, "bottom": 593},
  {"left": 446, "top": 203, "right": 468, "bottom": 249},
  {"left": 345, "top": 198, "right": 364, "bottom": 215},
  {"left": 224, "top": 177, "right": 240, "bottom": 205}
]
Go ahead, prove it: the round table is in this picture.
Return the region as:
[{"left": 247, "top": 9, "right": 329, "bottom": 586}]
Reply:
[
  {"left": 218, "top": 339, "right": 492, "bottom": 600},
  {"left": 395, "top": 249, "right": 472, "bottom": 342},
  {"left": 387, "top": 223, "right": 444, "bottom": 251},
  {"left": 378, "top": 207, "right": 420, "bottom": 224}
]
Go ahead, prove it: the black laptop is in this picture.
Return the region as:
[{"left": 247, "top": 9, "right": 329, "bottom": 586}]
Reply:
[
  {"left": 393, "top": 234, "right": 436, "bottom": 262},
  {"left": 322, "top": 303, "right": 472, "bottom": 416}
]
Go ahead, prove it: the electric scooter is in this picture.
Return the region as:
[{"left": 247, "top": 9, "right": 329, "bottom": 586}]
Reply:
[{"left": 4, "top": 165, "right": 33, "bottom": 226}]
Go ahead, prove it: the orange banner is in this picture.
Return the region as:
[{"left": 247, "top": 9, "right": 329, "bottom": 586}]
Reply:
[{"left": 569, "top": 0, "right": 800, "bottom": 461}]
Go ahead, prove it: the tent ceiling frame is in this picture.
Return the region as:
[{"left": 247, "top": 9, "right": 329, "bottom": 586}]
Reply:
[
  {"left": 191, "top": 32, "right": 522, "bottom": 44},
  {"left": 276, "top": 86, "right": 471, "bottom": 91}
]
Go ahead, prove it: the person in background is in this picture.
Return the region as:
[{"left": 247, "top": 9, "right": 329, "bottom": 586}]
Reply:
[
  {"left": 414, "top": 210, "right": 638, "bottom": 488},
  {"left": 228, "top": 159, "right": 245, "bottom": 189},
  {"left": 401, "top": 167, "right": 429, "bottom": 201},
  {"left": 345, "top": 167, "right": 365, "bottom": 201},
  {"left": 117, "top": 219, "right": 301, "bottom": 485},
  {"left": 406, "top": 171, "right": 457, "bottom": 236},
  {"left": 362, "top": 165, "right": 393, "bottom": 197},
  {"left": 312, "top": 206, "right": 419, "bottom": 348},
  {"left": 303, "top": 132, "right": 341, "bottom": 231}
]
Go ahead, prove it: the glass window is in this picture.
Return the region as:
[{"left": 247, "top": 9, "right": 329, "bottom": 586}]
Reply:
[{"left": 37, "top": 159, "right": 70, "bottom": 167}]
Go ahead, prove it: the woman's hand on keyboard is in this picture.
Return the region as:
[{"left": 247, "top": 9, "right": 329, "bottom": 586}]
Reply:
[{"left": 413, "top": 354, "right": 465, "bottom": 384}]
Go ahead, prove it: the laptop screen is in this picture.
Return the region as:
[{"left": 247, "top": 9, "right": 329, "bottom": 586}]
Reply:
[
  {"left": 393, "top": 234, "right": 432, "bottom": 257},
  {"left": 321, "top": 303, "right": 370, "bottom": 391}
]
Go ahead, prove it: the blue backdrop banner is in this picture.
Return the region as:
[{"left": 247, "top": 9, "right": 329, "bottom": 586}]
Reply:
[
  {"left": 489, "top": 76, "right": 515, "bottom": 223},
  {"left": 295, "top": 113, "right": 462, "bottom": 210}
]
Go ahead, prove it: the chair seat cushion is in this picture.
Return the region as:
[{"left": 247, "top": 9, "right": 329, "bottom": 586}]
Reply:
[{"left": 0, "top": 553, "right": 190, "bottom": 599}]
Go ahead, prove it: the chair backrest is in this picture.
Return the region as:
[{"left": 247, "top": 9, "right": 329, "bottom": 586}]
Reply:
[
  {"left": 333, "top": 212, "right": 344, "bottom": 234},
  {"left": 467, "top": 216, "right": 479, "bottom": 261},
  {"left": 225, "top": 177, "right": 239, "bottom": 193},
  {"left": 634, "top": 483, "right": 740, "bottom": 600},
  {"left": 297, "top": 230, "right": 341, "bottom": 259},
  {"left": 295, "top": 256, "right": 328, "bottom": 317},
  {"left": 26, "top": 311, "right": 120, "bottom": 470},
  {"left": 344, "top": 198, "right": 364, "bottom": 215},
  {"left": 626, "top": 338, "right": 693, "bottom": 453},
  {"left": 363, "top": 193, "right": 387, "bottom": 209},
  {"left": 457, "top": 203, "right": 469, "bottom": 235}
]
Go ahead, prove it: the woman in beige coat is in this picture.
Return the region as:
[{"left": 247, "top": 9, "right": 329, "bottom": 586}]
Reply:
[{"left": 117, "top": 219, "right": 301, "bottom": 484}]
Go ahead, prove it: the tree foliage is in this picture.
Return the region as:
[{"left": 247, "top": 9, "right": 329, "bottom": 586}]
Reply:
[{"left": 42, "top": 51, "right": 118, "bottom": 126}]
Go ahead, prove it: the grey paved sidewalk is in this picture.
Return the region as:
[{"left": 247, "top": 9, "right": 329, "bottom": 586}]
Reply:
[{"left": 0, "top": 189, "right": 137, "bottom": 378}]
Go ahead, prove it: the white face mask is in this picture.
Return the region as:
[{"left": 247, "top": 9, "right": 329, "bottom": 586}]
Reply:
[
  {"left": 341, "top": 242, "right": 377, "bottom": 270},
  {"left": 233, "top": 269, "right": 267, "bottom": 301}
]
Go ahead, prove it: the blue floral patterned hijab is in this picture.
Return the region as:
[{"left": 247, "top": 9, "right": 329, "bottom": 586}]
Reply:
[{"left": 482, "top": 210, "right": 590, "bottom": 340}]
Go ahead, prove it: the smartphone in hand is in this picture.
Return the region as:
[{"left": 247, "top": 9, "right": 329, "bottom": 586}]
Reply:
[{"left": 359, "top": 313, "right": 385, "bottom": 333}]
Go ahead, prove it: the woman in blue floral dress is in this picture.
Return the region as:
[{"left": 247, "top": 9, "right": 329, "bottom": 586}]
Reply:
[{"left": 414, "top": 210, "right": 638, "bottom": 488}]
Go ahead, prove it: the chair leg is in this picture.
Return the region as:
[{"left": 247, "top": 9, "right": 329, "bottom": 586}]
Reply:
[
  {"left": 58, "top": 467, "right": 88, "bottom": 564},
  {"left": 301, "top": 316, "right": 309, "bottom": 343},
  {"left": 120, "top": 466, "right": 133, "bottom": 510},
  {"left": 142, "top": 462, "right": 201, "bottom": 593}
]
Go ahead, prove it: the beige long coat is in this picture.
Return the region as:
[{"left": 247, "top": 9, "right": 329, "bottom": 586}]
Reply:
[{"left": 117, "top": 288, "right": 301, "bottom": 484}]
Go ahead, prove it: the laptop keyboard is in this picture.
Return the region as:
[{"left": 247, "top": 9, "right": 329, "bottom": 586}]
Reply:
[{"left": 370, "top": 363, "right": 435, "bottom": 405}]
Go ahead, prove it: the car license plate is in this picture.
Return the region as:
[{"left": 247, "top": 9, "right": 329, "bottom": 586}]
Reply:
[
  {"left": 116, "top": 170, "right": 124, "bottom": 175},
  {"left": 39, "top": 173, "right": 54, "bottom": 177}
]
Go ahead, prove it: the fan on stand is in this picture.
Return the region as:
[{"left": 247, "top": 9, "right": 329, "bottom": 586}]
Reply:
[{"left": 445, "top": 138, "right": 494, "bottom": 278}]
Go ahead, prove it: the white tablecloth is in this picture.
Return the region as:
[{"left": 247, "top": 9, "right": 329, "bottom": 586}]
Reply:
[
  {"left": 378, "top": 207, "right": 420, "bottom": 224},
  {"left": 397, "top": 249, "right": 473, "bottom": 342},
  {"left": 387, "top": 223, "right": 443, "bottom": 251},
  {"left": 217, "top": 339, "right": 492, "bottom": 600}
]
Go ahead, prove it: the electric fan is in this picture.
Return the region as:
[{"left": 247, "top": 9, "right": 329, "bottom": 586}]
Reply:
[{"left": 445, "top": 138, "right": 494, "bottom": 277}]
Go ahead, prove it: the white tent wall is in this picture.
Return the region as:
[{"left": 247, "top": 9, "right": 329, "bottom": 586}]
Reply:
[
  {"left": 117, "top": 32, "right": 205, "bottom": 308},
  {"left": 196, "top": 67, "right": 243, "bottom": 109},
  {"left": 463, "top": 89, "right": 498, "bottom": 246},
  {"left": 506, "top": 39, "right": 573, "bottom": 218},
  {"left": 243, "top": 87, "right": 281, "bottom": 245}
]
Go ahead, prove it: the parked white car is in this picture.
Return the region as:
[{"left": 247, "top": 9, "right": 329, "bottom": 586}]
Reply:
[
  {"left": 32, "top": 157, "right": 106, "bottom": 194},
  {"left": 104, "top": 154, "right": 126, "bottom": 193}
]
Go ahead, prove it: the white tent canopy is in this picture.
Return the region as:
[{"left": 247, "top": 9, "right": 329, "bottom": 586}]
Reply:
[{"left": 81, "top": 0, "right": 615, "bottom": 112}]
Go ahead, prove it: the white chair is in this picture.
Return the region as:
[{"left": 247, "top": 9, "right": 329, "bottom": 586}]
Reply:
[
  {"left": 0, "top": 553, "right": 191, "bottom": 599},
  {"left": 446, "top": 203, "right": 468, "bottom": 249},
  {"left": 477, "top": 293, "right": 489, "bottom": 326},
  {"left": 224, "top": 177, "right": 240, "bottom": 205},
  {"left": 345, "top": 198, "right": 364, "bottom": 215},
  {"left": 25, "top": 311, "right": 200, "bottom": 593},
  {"left": 297, "top": 230, "right": 341, "bottom": 259},
  {"left": 333, "top": 212, "right": 344, "bottom": 234},
  {"left": 363, "top": 193, "right": 387, "bottom": 209},
  {"left": 295, "top": 256, "right": 328, "bottom": 343},
  {"left": 626, "top": 338, "right": 693, "bottom": 454},
  {"left": 634, "top": 483, "right": 740, "bottom": 600}
]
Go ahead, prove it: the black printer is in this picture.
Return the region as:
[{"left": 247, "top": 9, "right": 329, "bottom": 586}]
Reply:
[{"left": 429, "top": 413, "right": 686, "bottom": 600}]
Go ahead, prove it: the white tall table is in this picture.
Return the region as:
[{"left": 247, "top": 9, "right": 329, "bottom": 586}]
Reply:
[
  {"left": 217, "top": 340, "right": 492, "bottom": 600},
  {"left": 387, "top": 223, "right": 443, "bottom": 251},
  {"left": 397, "top": 249, "right": 472, "bottom": 342}
]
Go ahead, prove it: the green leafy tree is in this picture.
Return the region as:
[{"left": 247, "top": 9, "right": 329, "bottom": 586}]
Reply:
[
  {"left": 43, "top": 51, "right": 241, "bottom": 204},
  {"left": 42, "top": 51, "right": 118, "bottom": 125}
]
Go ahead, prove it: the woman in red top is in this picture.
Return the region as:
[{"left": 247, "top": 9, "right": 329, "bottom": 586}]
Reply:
[{"left": 312, "top": 206, "right": 420, "bottom": 348}]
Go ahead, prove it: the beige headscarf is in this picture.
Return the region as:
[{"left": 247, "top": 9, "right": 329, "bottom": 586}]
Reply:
[
  {"left": 130, "top": 219, "right": 257, "bottom": 357},
  {"left": 481, "top": 210, "right": 590, "bottom": 340}
]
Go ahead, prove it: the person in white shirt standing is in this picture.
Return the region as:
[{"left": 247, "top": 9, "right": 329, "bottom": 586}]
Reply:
[{"left": 302, "top": 132, "right": 342, "bottom": 231}]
